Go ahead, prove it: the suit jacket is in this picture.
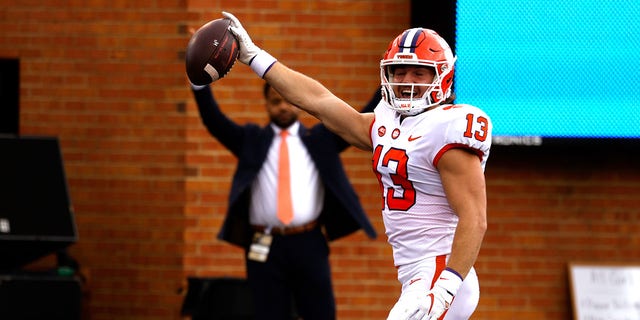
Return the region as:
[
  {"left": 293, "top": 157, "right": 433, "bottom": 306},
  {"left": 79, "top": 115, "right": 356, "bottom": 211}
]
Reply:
[{"left": 192, "top": 86, "right": 380, "bottom": 248}]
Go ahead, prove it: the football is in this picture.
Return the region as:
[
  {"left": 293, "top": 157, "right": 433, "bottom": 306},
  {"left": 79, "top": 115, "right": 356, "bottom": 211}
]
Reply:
[{"left": 185, "top": 18, "right": 239, "bottom": 85}]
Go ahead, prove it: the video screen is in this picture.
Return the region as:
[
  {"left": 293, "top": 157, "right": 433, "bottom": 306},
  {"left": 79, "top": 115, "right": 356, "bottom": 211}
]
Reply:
[{"left": 455, "top": 0, "right": 640, "bottom": 145}]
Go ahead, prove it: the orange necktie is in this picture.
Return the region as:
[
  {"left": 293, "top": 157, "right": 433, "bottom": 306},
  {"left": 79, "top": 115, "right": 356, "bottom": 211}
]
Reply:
[{"left": 277, "top": 130, "right": 294, "bottom": 225}]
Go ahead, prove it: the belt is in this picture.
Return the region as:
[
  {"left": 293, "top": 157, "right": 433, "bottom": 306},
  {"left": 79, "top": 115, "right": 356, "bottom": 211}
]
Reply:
[{"left": 252, "top": 220, "right": 319, "bottom": 236}]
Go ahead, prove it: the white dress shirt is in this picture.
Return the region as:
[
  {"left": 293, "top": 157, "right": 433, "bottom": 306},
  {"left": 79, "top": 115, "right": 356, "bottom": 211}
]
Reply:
[{"left": 249, "top": 122, "right": 324, "bottom": 227}]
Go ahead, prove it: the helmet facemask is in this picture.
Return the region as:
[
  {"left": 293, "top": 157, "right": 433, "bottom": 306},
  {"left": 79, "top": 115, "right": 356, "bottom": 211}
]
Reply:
[{"left": 380, "top": 28, "right": 456, "bottom": 116}]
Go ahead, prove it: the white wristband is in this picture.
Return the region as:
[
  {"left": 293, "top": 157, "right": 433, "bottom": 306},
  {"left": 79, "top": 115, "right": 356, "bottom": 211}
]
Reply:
[{"left": 249, "top": 50, "right": 277, "bottom": 78}]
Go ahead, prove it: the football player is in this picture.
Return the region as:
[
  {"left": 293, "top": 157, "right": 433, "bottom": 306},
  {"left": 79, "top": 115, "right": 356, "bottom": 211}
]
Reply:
[{"left": 223, "top": 12, "right": 492, "bottom": 320}]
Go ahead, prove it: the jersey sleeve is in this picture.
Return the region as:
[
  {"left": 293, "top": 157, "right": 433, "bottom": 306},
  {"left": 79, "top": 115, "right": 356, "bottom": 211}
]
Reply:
[{"left": 432, "top": 104, "right": 492, "bottom": 168}]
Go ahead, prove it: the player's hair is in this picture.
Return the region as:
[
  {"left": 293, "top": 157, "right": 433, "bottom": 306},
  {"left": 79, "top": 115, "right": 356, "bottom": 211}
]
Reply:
[{"left": 443, "top": 92, "right": 456, "bottom": 104}]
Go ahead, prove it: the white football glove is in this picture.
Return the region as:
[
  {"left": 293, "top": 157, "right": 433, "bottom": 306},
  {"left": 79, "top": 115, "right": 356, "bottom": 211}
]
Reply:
[
  {"left": 222, "top": 11, "right": 277, "bottom": 78},
  {"left": 426, "top": 268, "right": 463, "bottom": 320},
  {"left": 386, "top": 287, "right": 429, "bottom": 320},
  {"left": 386, "top": 268, "right": 463, "bottom": 320},
  {"left": 221, "top": 11, "right": 259, "bottom": 64}
]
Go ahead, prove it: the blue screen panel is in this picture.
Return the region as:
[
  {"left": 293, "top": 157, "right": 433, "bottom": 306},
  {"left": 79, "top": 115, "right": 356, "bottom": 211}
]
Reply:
[{"left": 455, "top": 0, "right": 640, "bottom": 144}]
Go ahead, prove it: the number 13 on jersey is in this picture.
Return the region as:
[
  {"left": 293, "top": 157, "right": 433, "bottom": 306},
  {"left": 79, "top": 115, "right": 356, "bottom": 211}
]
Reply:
[{"left": 372, "top": 111, "right": 490, "bottom": 211}]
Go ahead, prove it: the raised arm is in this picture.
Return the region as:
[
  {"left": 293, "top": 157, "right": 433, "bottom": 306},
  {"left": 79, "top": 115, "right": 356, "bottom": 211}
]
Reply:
[
  {"left": 191, "top": 84, "right": 245, "bottom": 156},
  {"left": 224, "top": 11, "right": 374, "bottom": 151},
  {"left": 266, "top": 63, "right": 374, "bottom": 150}
]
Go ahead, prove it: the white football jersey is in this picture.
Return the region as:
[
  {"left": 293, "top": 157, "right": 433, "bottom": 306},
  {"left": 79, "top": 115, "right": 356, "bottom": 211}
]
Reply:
[{"left": 370, "top": 102, "right": 492, "bottom": 266}]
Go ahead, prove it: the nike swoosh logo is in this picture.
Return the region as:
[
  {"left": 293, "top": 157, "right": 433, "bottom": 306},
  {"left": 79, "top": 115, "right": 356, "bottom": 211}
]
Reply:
[
  {"left": 408, "top": 135, "right": 421, "bottom": 141},
  {"left": 427, "top": 293, "right": 435, "bottom": 313},
  {"left": 409, "top": 278, "right": 422, "bottom": 286}
]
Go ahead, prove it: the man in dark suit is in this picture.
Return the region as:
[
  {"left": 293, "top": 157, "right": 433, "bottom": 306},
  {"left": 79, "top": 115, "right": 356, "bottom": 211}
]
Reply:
[{"left": 190, "top": 82, "right": 379, "bottom": 320}]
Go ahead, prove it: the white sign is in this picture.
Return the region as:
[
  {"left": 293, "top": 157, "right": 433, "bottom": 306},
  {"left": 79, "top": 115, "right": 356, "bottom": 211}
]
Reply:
[{"left": 569, "top": 263, "right": 640, "bottom": 320}]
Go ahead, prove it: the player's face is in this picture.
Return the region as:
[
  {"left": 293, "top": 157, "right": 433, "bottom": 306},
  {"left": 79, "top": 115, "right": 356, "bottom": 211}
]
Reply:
[
  {"left": 265, "top": 86, "right": 300, "bottom": 128},
  {"left": 389, "top": 65, "right": 436, "bottom": 99}
]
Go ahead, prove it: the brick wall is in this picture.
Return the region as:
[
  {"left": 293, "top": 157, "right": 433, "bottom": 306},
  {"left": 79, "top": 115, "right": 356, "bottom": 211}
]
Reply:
[
  {"left": 2, "top": 1, "right": 639, "bottom": 319},
  {"left": 3, "top": 1, "right": 193, "bottom": 319},
  {"left": 479, "top": 145, "right": 640, "bottom": 319}
]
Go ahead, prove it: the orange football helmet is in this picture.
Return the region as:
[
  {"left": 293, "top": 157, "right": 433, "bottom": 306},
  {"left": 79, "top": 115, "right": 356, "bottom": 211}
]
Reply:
[{"left": 380, "top": 28, "right": 456, "bottom": 116}]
